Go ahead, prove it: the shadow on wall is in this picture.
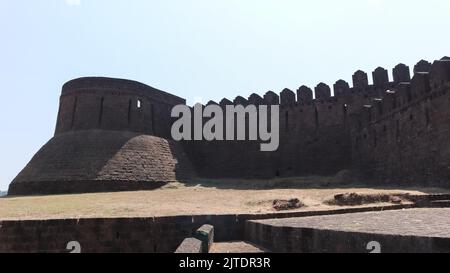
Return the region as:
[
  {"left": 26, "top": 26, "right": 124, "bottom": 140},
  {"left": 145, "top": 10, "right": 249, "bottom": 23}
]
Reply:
[
  {"left": 8, "top": 130, "right": 196, "bottom": 196},
  {"left": 180, "top": 169, "right": 450, "bottom": 193},
  {"left": 181, "top": 169, "right": 361, "bottom": 190}
]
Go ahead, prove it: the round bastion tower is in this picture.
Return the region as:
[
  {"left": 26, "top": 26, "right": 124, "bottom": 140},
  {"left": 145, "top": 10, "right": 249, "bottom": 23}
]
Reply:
[{"left": 8, "top": 77, "right": 196, "bottom": 195}]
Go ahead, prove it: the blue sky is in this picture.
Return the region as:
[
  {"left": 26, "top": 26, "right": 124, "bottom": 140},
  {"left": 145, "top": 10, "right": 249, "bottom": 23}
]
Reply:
[{"left": 0, "top": 0, "right": 449, "bottom": 191}]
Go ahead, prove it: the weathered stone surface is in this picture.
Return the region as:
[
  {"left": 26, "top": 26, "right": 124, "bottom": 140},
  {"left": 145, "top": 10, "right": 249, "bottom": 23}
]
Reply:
[
  {"left": 246, "top": 208, "right": 450, "bottom": 253},
  {"left": 56, "top": 77, "right": 184, "bottom": 138},
  {"left": 174, "top": 238, "right": 203, "bottom": 253},
  {"left": 195, "top": 224, "right": 214, "bottom": 253},
  {"left": 414, "top": 60, "right": 432, "bottom": 73},
  {"left": 352, "top": 62, "right": 450, "bottom": 185},
  {"left": 352, "top": 70, "right": 369, "bottom": 89},
  {"left": 0, "top": 205, "right": 424, "bottom": 253},
  {"left": 210, "top": 241, "right": 267, "bottom": 253},
  {"left": 314, "top": 83, "right": 331, "bottom": 100},
  {"left": 373, "top": 67, "right": 390, "bottom": 88},
  {"left": 9, "top": 130, "right": 195, "bottom": 195},
  {"left": 297, "top": 85, "right": 313, "bottom": 102},
  {"left": 333, "top": 80, "right": 350, "bottom": 97},
  {"left": 280, "top": 88, "right": 296, "bottom": 105},
  {"left": 393, "top": 63, "right": 411, "bottom": 83}
]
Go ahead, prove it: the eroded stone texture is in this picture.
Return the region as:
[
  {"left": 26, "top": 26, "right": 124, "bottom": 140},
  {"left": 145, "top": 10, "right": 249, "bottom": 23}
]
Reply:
[
  {"left": 297, "top": 86, "right": 313, "bottom": 103},
  {"left": 246, "top": 208, "right": 450, "bottom": 253},
  {"left": 9, "top": 130, "right": 195, "bottom": 195},
  {"left": 175, "top": 238, "right": 203, "bottom": 253},
  {"left": 314, "top": 83, "right": 331, "bottom": 100}
]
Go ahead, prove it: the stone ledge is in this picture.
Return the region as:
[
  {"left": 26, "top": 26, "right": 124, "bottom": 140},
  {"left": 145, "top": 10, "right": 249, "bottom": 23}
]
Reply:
[
  {"left": 195, "top": 224, "right": 214, "bottom": 253},
  {"left": 174, "top": 238, "right": 203, "bottom": 253}
]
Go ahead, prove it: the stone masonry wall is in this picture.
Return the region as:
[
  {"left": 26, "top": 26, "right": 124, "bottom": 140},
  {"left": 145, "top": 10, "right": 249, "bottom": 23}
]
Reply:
[
  {"left": 8, "top": 77, "right": 195, "bottom": 195},
  {"left": 245, "top": 219, "right": 450, "bottom": 253},
  {"left": 8, "top": 130, "right": 195, "bottom": 195},
  {"left": 351, "top": 58, "right": 450, "bottom": 186},
  {"left": 56, "top": 77, "right": 185, "bottom": 139},
  {"left": 0, "top": 214, "right": 245, "bottom": 253},
  {"left": 182, "top": 62, "right": 411, "bottom": 178},
  {"left": 0, "top": 206, "right": 418, "bottom": 253}
]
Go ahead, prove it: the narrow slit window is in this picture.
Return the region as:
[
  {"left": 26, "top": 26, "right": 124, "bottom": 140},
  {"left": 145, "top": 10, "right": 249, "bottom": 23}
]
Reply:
[
  {"left": 285, "top": 111, "right": 289, "bottom": 132},
  {"left": 137, "top": 99, "right": 142, "bottom": 109},
  {"left": 314, "top": 106, "right": 319, "bottom": 130},
  {"left": 127, "top": 99, "right": 132, "bottom": 124},
  {"left": 98, "top": 97, "right": 104, "bottom": 127}
]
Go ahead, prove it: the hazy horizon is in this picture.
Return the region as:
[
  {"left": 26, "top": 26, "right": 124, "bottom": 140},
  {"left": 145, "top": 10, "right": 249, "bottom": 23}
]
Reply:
[{"left": 1, "top": 0, "right": 449, "bottom": 191}]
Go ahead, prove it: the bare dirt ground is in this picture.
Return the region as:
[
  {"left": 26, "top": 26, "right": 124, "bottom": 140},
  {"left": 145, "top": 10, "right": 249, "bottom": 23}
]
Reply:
[{"left": 1, "top": 175, "right": 448, "bottom": 220}]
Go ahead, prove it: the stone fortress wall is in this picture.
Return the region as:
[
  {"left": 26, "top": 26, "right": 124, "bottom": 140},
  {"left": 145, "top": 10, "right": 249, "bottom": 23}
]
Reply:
[
  {"left": 351, "top": 57, "right": 450, "bottom": 185},
  {"left": 7, "top": 57, "right": 450, "bottom": 195},
  {"left": 56, "top": 77, "right": 184, "bottom": 138},
  {"left": 182, "top": 58, "right": 450, "bottom": 182},
  {"left": 8, "top": 78, "right": 195, "bottom": 195}
]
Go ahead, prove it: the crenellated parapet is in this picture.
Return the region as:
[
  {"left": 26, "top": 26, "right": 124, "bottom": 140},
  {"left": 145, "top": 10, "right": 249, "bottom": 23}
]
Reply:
[
  {"left": 280, "top": 88, "right": 296, "bottom": 105},
  {"left": 315, "top": 83, "right": 332, "bottom": 100},
  {"left": 210, "top": 59, "right": 415, "bottom": 108},
  {"left": 248, "top": 93, "right": 264, "bottom": 105},
  {"left": 430, "top": 58, "right": 450, "bottom": 89},
  {"left": 219, "top": 98, "right": 233, "bottom": 107},
  {"left": 203, "top": 59, "right": 448, "bottom": 136},
  {"left": 334, "top": 80, "right": 350, "bottom": 97},
  {"left": 233, "top": 96, "right": 248, "bottom": 106},
  {"left": 184, "top": 58, "right": 450, "bottom": 148},
  {"left": 350, "top": 57, "right": 450, "bottom": 185},
  {"left": 352, "top": 70, "right": 369, "bottom": 90},
  {"left": 393, "top": 63, "right": 411, "bottom": 83},
  {"left": 263, "top": 91, "right": 280, "bottom": 105},
  {"left": 297, "top": 86, "right": 313, "bottom": 103},
  {"left": 372, "top": 67, "right": 390, "bottom": 89},
  {"left": 351, "top": 57, "right": 450, "bottom": 130},
  {"left": 414, "top": 60, "right": 432, "bottom": 73}
]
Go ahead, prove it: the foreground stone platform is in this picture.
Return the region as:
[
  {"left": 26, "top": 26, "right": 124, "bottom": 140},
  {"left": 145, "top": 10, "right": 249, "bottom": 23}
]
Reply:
[
  {"left": 210, "top": 241, "right": 268, "bottom": 253},
  {"left": 245, "top": 208, "right": 450, "bottom": 253}
]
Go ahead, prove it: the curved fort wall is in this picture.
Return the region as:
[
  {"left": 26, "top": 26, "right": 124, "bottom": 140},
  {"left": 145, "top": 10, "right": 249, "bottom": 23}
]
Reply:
[
  {"left": 56, "top": 77, "right": 185, "bottom": 138},
  {"left": 8, "top": 77, "right": 195, "bottom": 195}
]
